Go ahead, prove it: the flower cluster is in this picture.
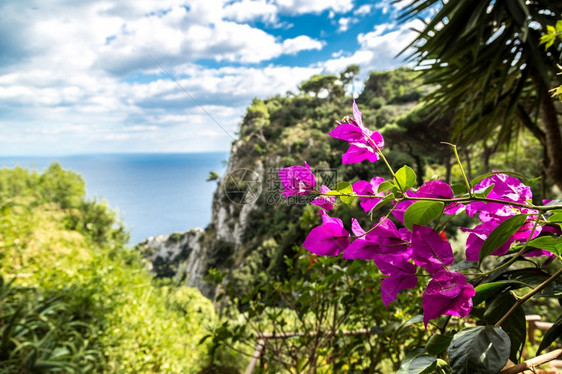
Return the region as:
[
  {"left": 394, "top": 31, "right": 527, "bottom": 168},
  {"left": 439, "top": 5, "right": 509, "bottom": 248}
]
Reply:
[{"left": 278, "top": 101, "right": 557, "bottom": 327}]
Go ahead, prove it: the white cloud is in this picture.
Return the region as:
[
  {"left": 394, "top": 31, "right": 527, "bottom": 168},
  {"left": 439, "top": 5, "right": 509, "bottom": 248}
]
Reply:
[
  {"left": 223, "top": 0, "right": 278, "bottom": 23},
  {"left": 354, "top": 4, "right": 372, "bottom": 15},
  {"left": 337, "top": 16, "right": 360, "bottom": 32},
  {"left": 274, "top": 0, "right": 353, "bottom": 15},
  {"left": 93, "top": 3, "right": 326, "bottom": 72},
  {"left": 321, "top": 20, "right": 422, "bottom": 74},
  {"left": 0, "top": 0, "right": 417, "bottom": 155},
  {"left": 282, "top": 36, "right": 325, "bottom": 54},
  {"left": 338, "top": 17, "right": 351, "bottom": 32}
]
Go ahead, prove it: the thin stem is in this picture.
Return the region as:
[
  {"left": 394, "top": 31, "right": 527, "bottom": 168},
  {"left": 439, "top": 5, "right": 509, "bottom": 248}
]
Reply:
[
  {"left": 499, "top": 348, "right": 562, "bottom": 374},
  {"left": 314, "top": 191, "right": 562, "bottom": 211},
  {"left": 443, "top": 142, "right": 472, "bottom": 197},
  {"left": 495, "top": 266, "right": 562, "bottom": 327}
]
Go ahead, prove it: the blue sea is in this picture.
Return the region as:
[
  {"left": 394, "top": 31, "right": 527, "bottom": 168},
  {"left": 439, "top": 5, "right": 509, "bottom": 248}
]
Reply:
[{"left": 0, "top": 153, "right": 228, "bottom": 244}]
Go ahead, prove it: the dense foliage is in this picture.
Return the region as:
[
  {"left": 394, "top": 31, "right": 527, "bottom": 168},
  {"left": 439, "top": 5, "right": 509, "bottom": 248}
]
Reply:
[
  {"left": 0, "top": 165, "right": 214, "bottom": 373},
  {"left": 272, "top": 101, "right": 562, "bottom": 373}
]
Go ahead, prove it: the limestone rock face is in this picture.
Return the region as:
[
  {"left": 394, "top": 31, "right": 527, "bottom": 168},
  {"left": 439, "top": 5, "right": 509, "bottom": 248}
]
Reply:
[
  {"left": 137, "top": 141, "right": 265, "bottom": 299},
  {"left": 137, "top": 229, "right": 203, "bottom": 280}
]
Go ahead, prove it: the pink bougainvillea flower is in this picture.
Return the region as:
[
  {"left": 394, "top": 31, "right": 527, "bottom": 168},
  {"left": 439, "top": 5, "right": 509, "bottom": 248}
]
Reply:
[
  {"left": 422, "top": 270, "right": 475, "bottom": 327},
  {"left": 343, "top": 218, "right": 416, "bottom": 306},
  {"left": 376, "top": 253, "right": 418, "bottom": 307},
  {"left": 393, "top": 180, "right": 461, "bottom": 224},
  {"left": 343, "top": 217, "right": 411, "bottom": 260},
  {"left": 466, "top": 173, "right": 532, "bottom": 219},
  {"left": 351, "top": 217, "right": 366, "bottom": 237},
  {"left": 416, "top": 180, "right": 463, "bottom": 214},
  {"left": 461, "top": 216, "right": 542, "bottom": 261},
  {"left": 340, "top": 135, "right": 384, "bottom": 164},
  {"left": 461, "top": 174, "right": 541, "bottom": 261},
  {"left": 278, "top": 161, "right": 316, "bottom": 197},
  {"left": 477, "top": 173, "right": 532, "bottom": 203},
  {"left": 330, "top": 101, "right": 384, "bottom": 164},
  {"left": 411, "top": 225, "right": 454, "bottom": 274},
  {"left": 302, "top": 210, "right": 349, "bottom": 256},
  {"left": 311, "top": 185, "right": 336, "bottom": 210},
  {"left": 352, "top": 177, "right": 386, "bottom": 213}
]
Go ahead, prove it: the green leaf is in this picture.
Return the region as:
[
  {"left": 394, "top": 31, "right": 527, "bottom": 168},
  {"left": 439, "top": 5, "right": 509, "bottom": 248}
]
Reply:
[
  {"left": 473, "top": 183, "right": 495, "bottom": 198},
  {"left": 450, "top": 261, "right": 478, "bottom": 272},
  {"left": 450, "top": 183, "right": 467, "bottom": 195},
  {"left": 526, "top": 236, "right": 562, "bottom": 257},
  {"left": 394, "top": 165, "right": 417, "bottom": 191},
  {"left": 483, "top": 293, "right": 526, "bottom": 362},
  {"left": 324, "top": 190, "right": 340, "bottom": 196},
  {"left": 479, "top": 214, "right": 527, "bottom": 264},
  {"left": 340, "top": 195, "right": 355, "bottom": 207},
  {"left": 548, "top": 212, "right": 562, "bottom": 223},
  {"left": 473, "top": 282, "right": 512, "bottom": 306},
  {"left": 508, "top": 268, "right": 562, "bottom": 297},
  {"left": 377, "top": 181, "right": 395, "bottom": 193},
  {"left": 448, "top": 326, "right": 511, "bottom": 374},
  {"left": 335, "top": 181, "right": 355, "bottom": 207},
  {"left": 335, "top": 181, "right": 353, "bottom": 193},
  {"left": 523, "top": 176, "right": 541, "bottom": 186},
  {"left": 403, "top": 201, "right": 444, "bottom": 231},
  {"left": 537, "top": 314, "right": 562, "bottom": 354},
  {"left": 373, "top": 193, "right": 395, "bottom": 212},
  {"left": 425, "top": 334, "right": 452, "bottom": 355},
  {"left": 397, "top": 348, "right": 441, "bottom": 374}
]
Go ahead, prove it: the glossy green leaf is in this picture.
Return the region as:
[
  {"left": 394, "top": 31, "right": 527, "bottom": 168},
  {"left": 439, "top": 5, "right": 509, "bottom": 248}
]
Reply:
[
  {"left": 397, "top": 349, "right": 442, "bottom": 374},
  {"left": 377, "top": 181, "right": 395, "bottom": 193},
  {"left": 450, "top": 261, "right": 478, "bottom": 272},
  {"left": 324, "top": 190, "right": 340, "bottom": 196},
  {"left": 335, "top": 181, "right": 353, "bottom": 193},
  {"left": 548, "top": 212, "right": 562, "bottom": 223},
  {"left": 479, "top": 214, "right": 527, "bottom": 264},
  {"left": 473, "top": 282, "right": 512, "bottom": 306},
  {"left": 394, "top": 165, "right": 417, "bottom": 191},
  {"left": 403, "top": 201, "right": 444, "bottom": 231},
  {"left": 450, "top": 183, "right": 467, "bottom": 195},
  {"left": 425, "top": 334, "right": 452, "bottom": 355},
  {"left": 526, "top": 236, "right": 562, "bottom": 257},
  {"left": 508, "top": 269, "right": 562, "bottom": 297},
  {"left": 537, "top": 314, "right": 562, "bottom": 354},
  {"left": 373, "top": 193, "right": 395, "bottom": 212},
  {"left": 448, "top": 326, "right": 510, "bottom": 374},
  {"left": 335, "top": 181, "right": 355, "bottom": 207},
  {"left": 473, "top": 184, "right": 495, "bottom": 198},
  {"left": 483, "top": 293, "right": 526, "bottom": 362}
]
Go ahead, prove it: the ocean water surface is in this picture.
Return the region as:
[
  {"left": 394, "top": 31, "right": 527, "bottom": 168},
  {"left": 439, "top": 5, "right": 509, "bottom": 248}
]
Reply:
[{"left": 0, "top": 153, "right": 228, "bottom": 244}]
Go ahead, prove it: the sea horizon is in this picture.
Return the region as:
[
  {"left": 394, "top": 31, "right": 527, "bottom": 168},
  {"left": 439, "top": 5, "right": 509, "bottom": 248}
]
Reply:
[{"left": 0, "top": 152, "right": 229, "bottom": 245}]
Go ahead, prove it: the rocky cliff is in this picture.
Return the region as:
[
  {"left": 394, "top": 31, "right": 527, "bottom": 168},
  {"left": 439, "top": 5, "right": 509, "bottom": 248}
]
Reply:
[{"left": 137, "top": 141, "right": 266, "bottom": 298}]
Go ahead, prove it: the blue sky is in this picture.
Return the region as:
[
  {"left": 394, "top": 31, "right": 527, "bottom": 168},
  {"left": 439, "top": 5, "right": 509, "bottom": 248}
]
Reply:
[{"left": 0, "top": 0, "right": 422, "bottom": 155}]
